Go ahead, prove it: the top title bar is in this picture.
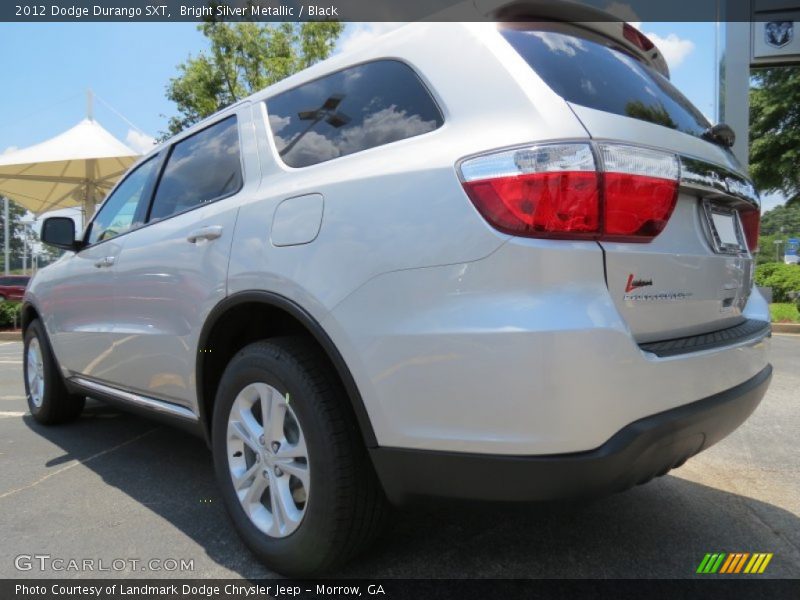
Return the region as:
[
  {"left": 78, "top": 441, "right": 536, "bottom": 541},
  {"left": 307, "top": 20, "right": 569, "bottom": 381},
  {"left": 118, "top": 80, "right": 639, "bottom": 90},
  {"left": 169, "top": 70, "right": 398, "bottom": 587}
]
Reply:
[{"left": 2, "top": 0, "right": 796, "bottom": 22}]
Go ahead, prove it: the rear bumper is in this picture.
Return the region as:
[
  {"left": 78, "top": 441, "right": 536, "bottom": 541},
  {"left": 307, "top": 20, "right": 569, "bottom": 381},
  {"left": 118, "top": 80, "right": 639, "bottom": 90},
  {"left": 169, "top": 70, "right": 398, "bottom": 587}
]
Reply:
[
  {"left": 371, "top": 365, "right": 771, "bottom": 505},
  {"left": 329, "top": 241, "right": 771, "bottom": 456},
  {"left": 638, "top": 319, "right": 771, "bottom": 357}
]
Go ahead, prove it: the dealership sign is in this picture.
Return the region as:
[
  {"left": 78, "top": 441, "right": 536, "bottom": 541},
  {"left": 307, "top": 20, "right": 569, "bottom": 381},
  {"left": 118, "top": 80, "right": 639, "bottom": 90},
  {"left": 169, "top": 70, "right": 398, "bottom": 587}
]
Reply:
[
  {"left": 751, "top": 0, "right": 800, "bottom": 65},
  {"left": 752, "top": 20, "right": 800, "bottom": 63}
]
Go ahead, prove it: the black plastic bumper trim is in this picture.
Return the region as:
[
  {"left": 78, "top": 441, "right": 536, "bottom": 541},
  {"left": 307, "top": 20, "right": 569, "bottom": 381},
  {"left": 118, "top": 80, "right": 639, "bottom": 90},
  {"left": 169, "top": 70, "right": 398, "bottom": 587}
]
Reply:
[
  {"left": 638, "top": 319, "right": 770, "bottom": 357},
  {"left": 370, "top": 365, "right": 772, "bottom": 505}
]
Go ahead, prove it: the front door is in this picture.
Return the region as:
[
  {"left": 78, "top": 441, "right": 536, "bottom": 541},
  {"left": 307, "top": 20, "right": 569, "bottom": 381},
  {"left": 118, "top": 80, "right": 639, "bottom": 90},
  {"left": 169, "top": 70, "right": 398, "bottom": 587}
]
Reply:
[
  {"left": 104, "top": 110, "right": 256, "bottom": 409},
  {"left": 43, "top": 155, "right": 160, "bottom": 379}
]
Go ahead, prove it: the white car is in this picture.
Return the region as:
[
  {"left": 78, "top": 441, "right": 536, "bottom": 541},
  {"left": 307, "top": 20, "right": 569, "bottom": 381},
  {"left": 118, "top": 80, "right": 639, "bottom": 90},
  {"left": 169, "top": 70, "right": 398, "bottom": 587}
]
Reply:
[{"left": 24, "top": 21, "right": 770, "bottom": 575}]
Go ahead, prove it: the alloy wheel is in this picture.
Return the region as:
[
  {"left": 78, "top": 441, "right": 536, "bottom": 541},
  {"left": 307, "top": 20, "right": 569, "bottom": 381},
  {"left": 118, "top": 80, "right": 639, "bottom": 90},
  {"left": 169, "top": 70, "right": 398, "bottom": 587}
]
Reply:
[
  {"left": 226, "top": 383, "right": 310, "bottom": 538},
  {"left": 26, "top": 337, "right": 45, "bottom": 408}
]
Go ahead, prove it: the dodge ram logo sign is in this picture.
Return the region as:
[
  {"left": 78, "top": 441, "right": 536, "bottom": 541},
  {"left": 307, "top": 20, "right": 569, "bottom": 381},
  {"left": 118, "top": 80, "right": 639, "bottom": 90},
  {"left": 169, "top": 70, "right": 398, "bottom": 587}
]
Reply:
[{"left": 765, "top": 21, "right": 793, "bottom": 48}]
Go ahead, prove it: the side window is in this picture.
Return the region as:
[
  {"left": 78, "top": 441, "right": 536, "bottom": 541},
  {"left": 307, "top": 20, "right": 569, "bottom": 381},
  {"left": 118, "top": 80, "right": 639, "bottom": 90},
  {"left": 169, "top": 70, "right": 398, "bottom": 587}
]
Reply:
[
  {"left": 266, "top": 60, "right": 444, "bottom": 168},
  {"left": 149, "top": 116, "right": 242, "bottom": 222},
  {"left": 87, "top": 157, "right": 158, "bottom": 245}
]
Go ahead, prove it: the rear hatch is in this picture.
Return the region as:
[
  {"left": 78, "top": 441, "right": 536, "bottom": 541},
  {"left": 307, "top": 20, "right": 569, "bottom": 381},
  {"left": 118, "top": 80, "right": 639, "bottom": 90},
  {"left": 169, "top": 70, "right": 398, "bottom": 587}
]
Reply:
[{"left": 500, "top": 22, "right": 761, "bottom": 343}]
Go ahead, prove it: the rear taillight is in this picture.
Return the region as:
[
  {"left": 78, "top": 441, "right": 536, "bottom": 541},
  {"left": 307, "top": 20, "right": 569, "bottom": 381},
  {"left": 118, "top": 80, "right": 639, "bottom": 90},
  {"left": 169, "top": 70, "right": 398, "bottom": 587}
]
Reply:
[
  {"left": 623, "top": 23, "right": 655, "bottom": 51},
  {"left": 739, "top": 208, "right": 760, "bottom": 252},
  {"left": 460, "top": 142, "right": 679, "bottom": 242}
]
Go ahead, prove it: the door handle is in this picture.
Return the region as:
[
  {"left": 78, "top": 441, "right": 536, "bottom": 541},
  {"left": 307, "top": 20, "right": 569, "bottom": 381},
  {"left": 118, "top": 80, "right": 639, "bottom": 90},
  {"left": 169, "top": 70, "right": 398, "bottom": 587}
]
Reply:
[
  {"left": 187, "top": 225, "right": 223, "bottom": 244},
  {"left": 94, "top": 256, "right": 115, "bottom": 268}
]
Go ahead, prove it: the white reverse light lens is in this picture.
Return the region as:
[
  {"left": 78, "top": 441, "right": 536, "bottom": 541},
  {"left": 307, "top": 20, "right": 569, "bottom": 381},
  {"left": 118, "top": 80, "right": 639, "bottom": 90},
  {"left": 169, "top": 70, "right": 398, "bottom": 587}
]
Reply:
[
  {"left": 460, "top": 143, "right": 595, "bottom": 182},
  {"left": 598, "top": 144, "right": 679, "bottom": 180}
]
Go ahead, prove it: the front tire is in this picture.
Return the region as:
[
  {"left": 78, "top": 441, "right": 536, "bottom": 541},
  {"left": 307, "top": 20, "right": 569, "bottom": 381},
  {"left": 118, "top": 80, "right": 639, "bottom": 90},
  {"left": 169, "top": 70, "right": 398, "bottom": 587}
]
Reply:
[
  {"left": 24, "top": 319, "right": 85, "bottom": 424},
  {"left": 212, "top": 337, "right": 387, "bottom": 576}
]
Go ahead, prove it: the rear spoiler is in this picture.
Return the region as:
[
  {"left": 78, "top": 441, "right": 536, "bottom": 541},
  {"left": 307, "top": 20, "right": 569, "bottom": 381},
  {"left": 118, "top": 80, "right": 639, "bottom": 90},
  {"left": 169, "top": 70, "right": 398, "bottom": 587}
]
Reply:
[{"left": 475, "top": 0, "right": 671, "bottom": 78}]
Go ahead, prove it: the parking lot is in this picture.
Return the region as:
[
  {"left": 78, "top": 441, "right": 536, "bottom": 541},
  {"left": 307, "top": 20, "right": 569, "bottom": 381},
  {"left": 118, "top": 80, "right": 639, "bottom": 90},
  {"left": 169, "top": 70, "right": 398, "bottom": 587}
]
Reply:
[{"left": 0, "top": 336, "right": 798, "bottom": 579}]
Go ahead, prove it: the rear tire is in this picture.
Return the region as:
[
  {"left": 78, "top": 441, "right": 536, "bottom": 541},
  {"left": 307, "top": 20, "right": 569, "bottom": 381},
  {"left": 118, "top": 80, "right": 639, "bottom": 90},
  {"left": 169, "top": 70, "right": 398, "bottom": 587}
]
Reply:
[
  {"left": 24, "top": 319, "right": 85, "bottom": 424},
  {"left": 212, "top": 337, "right": 388, "bottom": 576}
]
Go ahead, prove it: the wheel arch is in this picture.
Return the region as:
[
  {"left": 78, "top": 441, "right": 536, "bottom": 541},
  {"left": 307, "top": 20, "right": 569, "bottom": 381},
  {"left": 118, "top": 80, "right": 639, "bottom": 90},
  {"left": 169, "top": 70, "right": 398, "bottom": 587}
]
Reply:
[
  {"left": 21, "top": 301, "right": 41, "bottom": 335},
  {"left": 196, "top": 291, "right": 378, "bottom": 448}
]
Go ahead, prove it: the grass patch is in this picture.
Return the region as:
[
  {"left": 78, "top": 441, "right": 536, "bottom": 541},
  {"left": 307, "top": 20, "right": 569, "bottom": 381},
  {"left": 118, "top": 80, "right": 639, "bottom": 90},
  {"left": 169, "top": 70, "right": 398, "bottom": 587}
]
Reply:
[{"left": 770, "top": 303, "right": 800, "bottom": 324}]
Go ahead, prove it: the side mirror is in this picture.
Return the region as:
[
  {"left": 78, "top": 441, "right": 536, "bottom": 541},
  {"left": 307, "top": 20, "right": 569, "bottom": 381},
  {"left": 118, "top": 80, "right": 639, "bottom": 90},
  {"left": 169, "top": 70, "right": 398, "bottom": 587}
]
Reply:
[{"left": 40, "top": 216, "right": 79, "bottom": 251}]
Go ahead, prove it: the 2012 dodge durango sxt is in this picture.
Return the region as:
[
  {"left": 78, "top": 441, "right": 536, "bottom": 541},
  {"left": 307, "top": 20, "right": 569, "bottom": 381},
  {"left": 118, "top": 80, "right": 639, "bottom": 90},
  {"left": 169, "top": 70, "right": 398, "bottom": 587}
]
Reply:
[{"left": 23, "top": 20, "right": 770, "bottom": 575}]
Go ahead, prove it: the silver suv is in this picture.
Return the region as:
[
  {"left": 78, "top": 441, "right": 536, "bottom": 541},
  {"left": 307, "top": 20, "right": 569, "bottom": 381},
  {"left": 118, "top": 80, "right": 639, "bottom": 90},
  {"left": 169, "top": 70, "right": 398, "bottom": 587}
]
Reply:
[{"left": 25, "top": 22, "right": 771, "bottom": 575}]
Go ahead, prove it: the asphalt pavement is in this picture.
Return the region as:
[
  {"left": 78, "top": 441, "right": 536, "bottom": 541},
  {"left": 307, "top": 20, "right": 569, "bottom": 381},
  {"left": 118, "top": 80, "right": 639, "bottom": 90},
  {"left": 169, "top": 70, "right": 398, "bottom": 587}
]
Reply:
[{"left": 0, "top": 336, "right": 798, "bottom": 579}]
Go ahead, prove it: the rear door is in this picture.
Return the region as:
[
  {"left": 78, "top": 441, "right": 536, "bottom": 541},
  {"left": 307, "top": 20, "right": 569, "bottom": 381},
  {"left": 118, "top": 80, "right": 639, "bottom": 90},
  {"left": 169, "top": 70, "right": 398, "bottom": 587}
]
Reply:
[
  {"left": 104, "top": 107, "right": 257, "bottom": 408},
  {"left": 501, "top": 24, "right": 760, "bottom": 342}
]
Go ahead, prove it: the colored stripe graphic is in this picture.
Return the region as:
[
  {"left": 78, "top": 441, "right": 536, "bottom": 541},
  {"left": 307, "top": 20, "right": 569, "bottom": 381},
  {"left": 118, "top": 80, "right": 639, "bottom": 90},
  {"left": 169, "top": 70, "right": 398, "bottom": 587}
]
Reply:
[
  {"left": 758, "top": 553, "right": 773, "bottom": 573},
  {"left": 697, "top": 553, "right": 727, "bottom": 574},
  {"left": 697, "top": 554, "right": 710, "bottom": 573},
  {"left": 726, "top": 553, "right": 743, "bottom": 574},
  {"left": 710, "top": 554, "right": 725, "bottom": 573},
  {"left": 699, "top": 553, "right": 773, "bottom": 574},
  {"left": 696, "top": 554, "right": 713, "bottom": 573},
  {"left": 721, "top": 553, "right": 739, "bottom": 574},
  {"left": 745, "top": 554, "right": 761, "bottom": 573},
  {"left": 734, "top": 553, "right": 750, "bottom": 573},
  {"left": 719, "top": 554, "right": 735, "bottom": 573}
]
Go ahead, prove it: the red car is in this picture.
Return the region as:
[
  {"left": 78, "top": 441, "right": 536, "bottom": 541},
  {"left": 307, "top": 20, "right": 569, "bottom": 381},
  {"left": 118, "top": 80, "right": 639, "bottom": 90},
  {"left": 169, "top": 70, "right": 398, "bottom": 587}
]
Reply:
[{"left": 0, "top": 276, "right": 29, "bottom": 302}]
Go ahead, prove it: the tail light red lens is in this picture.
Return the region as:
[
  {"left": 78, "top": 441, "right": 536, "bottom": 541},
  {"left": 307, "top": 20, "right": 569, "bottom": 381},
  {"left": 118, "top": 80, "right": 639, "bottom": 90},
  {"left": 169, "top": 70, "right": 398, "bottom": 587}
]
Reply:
[
  {"left": 739, "top": 208, "right": 760, "bottom": 252},
  {"left": 460, "top": 142, "right": 679, "bottom": 242},
  {"left": 603, "top": 173, "right": 679, "bottom": 240},
  {"left": 464, "top": 172, "right": 600, "bottom": 238}
]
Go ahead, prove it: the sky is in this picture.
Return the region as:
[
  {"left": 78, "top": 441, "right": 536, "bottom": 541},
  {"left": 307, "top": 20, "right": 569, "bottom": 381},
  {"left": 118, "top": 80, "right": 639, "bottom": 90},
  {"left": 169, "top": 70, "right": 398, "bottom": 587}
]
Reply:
[{"left": 0, "top": 21, "right": 785, "bottom": 215}]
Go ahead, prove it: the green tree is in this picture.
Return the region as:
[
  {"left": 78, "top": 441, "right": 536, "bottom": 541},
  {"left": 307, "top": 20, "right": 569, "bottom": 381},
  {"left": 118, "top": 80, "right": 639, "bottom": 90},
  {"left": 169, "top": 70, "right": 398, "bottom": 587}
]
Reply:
[
  {"left": 164, "top": 22, "right": 343, "bottom": 137},
  {"left": 756, "top": 203, "right": 800, "bottom": 264},
  {"left": 0, "top": 197, "right": 26, "bottom": 272},
  {"left": 755, "top": 262, "right": 800, "bottom": 302},
  {"left": 749, "top": 67, "right": 800, "bottom": 206},
  {"left": 760, "top": 203, "right": 800, "bottom": 237}
]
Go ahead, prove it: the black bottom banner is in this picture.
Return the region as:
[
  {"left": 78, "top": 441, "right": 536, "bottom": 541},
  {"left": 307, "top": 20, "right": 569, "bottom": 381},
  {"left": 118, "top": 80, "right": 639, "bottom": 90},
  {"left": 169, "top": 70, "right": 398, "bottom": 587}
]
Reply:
[{"left": 4, "top": 579, "right": 800, "bottom": 600}]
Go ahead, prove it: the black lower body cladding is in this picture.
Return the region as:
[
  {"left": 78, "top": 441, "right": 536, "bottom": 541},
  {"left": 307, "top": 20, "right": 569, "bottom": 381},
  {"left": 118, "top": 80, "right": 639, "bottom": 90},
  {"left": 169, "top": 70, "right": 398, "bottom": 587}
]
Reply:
[{"left": 371, "top": 365, "right": 772, "bottom": 505}]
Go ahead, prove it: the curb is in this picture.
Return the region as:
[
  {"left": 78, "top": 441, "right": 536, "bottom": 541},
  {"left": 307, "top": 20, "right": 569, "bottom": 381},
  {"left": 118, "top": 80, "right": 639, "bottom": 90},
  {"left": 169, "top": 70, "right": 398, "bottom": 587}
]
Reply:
[{"left": 0, "top": 331, "right": 22, "bottom": 341}]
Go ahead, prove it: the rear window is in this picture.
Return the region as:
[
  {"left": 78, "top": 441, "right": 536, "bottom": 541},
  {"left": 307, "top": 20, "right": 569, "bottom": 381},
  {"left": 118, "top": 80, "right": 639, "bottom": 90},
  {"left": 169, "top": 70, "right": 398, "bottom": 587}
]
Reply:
[
  {"left": 501, "top": 24, "right": 711, "bottom": 138},
  {"left": 266, "top": 60, "right": 443, "bottom": 168}
]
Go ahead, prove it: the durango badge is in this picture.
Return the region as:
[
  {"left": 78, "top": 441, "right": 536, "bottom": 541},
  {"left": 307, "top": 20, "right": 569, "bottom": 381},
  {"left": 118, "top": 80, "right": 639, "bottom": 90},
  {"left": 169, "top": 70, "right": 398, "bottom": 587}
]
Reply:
[{"left": 625, "top": 274, "right": 653, "bottom": 293}]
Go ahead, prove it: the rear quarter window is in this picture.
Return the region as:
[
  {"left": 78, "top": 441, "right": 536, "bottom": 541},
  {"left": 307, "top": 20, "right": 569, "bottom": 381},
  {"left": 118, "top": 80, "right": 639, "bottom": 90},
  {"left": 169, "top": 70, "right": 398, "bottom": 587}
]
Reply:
[
  {"left": 266, "top": 60, "right": 444, "bottom": 168},
  {"left": 501, "top": 24, "right": 711, "bottom": 138}
]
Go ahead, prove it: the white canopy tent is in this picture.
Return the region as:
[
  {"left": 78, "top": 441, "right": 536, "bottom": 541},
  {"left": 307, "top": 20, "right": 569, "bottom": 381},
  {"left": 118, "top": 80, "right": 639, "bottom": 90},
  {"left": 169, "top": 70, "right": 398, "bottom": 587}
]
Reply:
[
  {"left": 0, "top": 93, "right": 144, "bottom": 274},
  {"left": 0, "top": 117, "right": 140, "bottom": 218}
]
